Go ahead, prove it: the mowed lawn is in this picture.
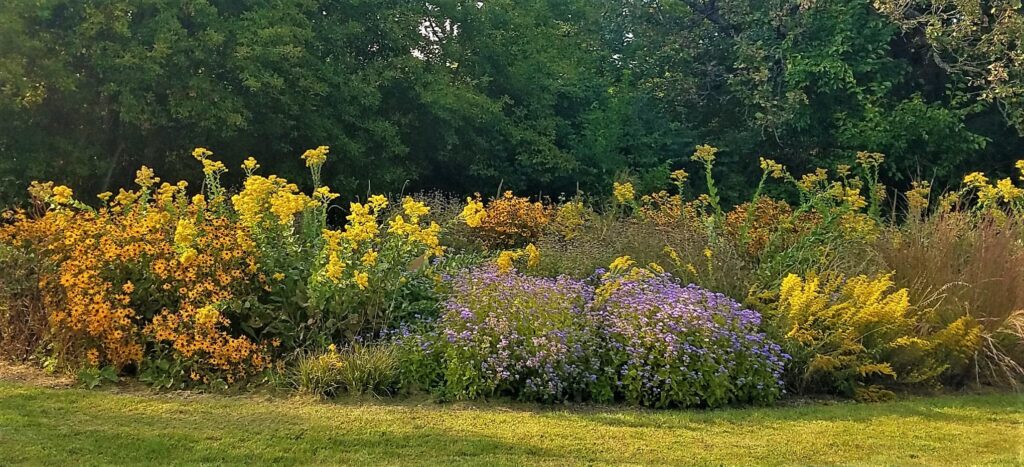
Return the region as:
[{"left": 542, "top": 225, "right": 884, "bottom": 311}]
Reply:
[{"left": 0, "top": 381, "right": 1021, "bottom": 466}]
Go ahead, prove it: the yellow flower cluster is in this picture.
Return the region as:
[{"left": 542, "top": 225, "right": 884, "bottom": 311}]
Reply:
[
  {"left": 301, "top": 145, "right": 330, "bottom": 168},
  {"left": 551, "top": 200, "right": 588, "bottom": 239},
  {"left": 51, "top": 185, "right": 74, "bottom": 205},
  {"left": 691, "top": 144, "right": 718, "bottom": 164},
  {"left": 460, "top": 196, "right": 487, "bottom": 228},
  {"left": 612, "top": 182, "right": 635, "bottom": 204},
  {"left": 231, "top": 175, "right": 311, "bottom": 227},
  {"left": 495, "top": 243, "right": 541, "bottom": 274},
  {"left": 778, "top": 272, "right": 980, "bottom": 393},
  {"left": 759, "top": 158, "right": 787, "bottom": 179}
]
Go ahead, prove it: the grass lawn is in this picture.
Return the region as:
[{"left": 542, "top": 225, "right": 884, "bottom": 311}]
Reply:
[{"left": 0, "top": 380, "right": 1021, "bottom": 466}]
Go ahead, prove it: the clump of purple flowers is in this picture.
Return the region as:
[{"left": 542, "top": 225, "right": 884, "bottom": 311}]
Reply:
[
  {"left": 437, "top": 266, "right": 599, "bottom": 402},
  {"left": 415, "top": 266, "right": 787, "bottom": 407},
  {"left": 592, "top": 273, "right": 787, "bottom": 407}
]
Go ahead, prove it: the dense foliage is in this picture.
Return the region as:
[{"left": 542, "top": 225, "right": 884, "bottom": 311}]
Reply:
[
  {"left": 2, "top": 143, "right": 1021, "bottom": 406},
  {"left": 2, "top": 0, "right": 1022, "bottom": 206}
]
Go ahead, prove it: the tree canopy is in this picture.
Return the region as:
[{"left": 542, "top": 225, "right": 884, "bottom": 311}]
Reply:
[{"left": 1, "top": 0, "right": 1021, "bottom": 205}]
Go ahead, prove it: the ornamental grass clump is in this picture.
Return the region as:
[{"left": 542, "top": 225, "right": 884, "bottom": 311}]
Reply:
[{"left": 592, "top": 266, "right": 788, "bottom": 408}]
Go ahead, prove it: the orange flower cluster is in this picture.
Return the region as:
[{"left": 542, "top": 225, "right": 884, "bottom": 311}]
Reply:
[
  {"left": 468, "top": 191, "right": 550, "bottom": 247},
  {"left": 1, "top": 178, "right": 269, "bottom": 383}
]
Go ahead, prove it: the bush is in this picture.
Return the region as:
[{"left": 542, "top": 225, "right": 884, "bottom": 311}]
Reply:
[
  {"left": 592, "top": 267, "right": 787, "bottom": 407},
  {"left": 409, "top": 263, "right": 788, "bottom": 407},
  {"left": 436, "top": 267, "right": 599, "bottom": 402},
  {"left": 774, "top": 272, "right": 981, "bottom": 398}
]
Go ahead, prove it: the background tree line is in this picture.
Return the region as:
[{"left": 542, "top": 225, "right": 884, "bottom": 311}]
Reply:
[{"left": 1, "top": 0, "right": 1021, "bottom": 205}]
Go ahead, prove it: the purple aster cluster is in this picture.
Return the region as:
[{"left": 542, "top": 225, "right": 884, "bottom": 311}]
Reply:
[
  {"left": 437, "top": 266, "right": 599, "bottom": 402},
  {"left": 592, "top": 273, "right": 787, "bottom": 407},
  {"left": 419, "top": 266, "right": 787, "bottom": 407}
]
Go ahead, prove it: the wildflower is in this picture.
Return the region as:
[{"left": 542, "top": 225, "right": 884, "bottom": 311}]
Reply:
[
  {"left": 855, "top": 151, "right": 885, "bottom": 168},
  {"left": 612, "top": 182, "right": 635, "bottom": 204},
  {"left": 905, "top": 181, "right": 931, "bottom": 211},
  {"left": 496, "top": 250, "right": 522, "bottom": 274},
  {"left": 191, "top": 194, "right": 207, "bottom": 211},
  {"left": 201, "top": 158, "right": 227, "bottom": 176},
  {"left": 135, "top": 166, "right": 159, "bottom": 188},
  {"left": 368, "top": 194, "right": 388, "bottom": 210},
  {"left": 525, "top": 243, "right": 540, "bottom": 269},
  {"left": 1017, "top": 160, "right": 1024, "bottom": 181},
  {"left": 798, "top": 169, "right": 828, "bottom": 191},
  {"left": 241, "top": 157, "right": 260, "bottom": 173},
  {"left": 354, "top": 271, "right": 370, "bottom": 290},
  {"left": 759, "top": 158, "right": 786, "bottom": 179},
  {"left": 51, "top": 185, "right": 74, "bottom": 205},
  {"left": 272, "top": 272, "right": 286, "bottom": 281},
  {"left": 401, "top": 197, "right": 430, "bottom": 221},
  {"left": 180, "top": 248, "right": 198, "bottom": 265},
  {"left": 461, "top": 197, "right": 488, "bottom": 228},
  {"left": 325, "top": 254, "right": 346, "bottom": 283},
  {"left": 122, "top": 281, "right": 135, "bottom": 294},
  {"left": 194, "top": 306, "right": 221, "bottom": 328},
  {"left": 86, "top": 349, "right": 100, "bottom": 366},
  {"left": 360, "top": 249, "right": 378, "bottom": 267},
  {"left": 313, "top": 186, "right": 339, "bottom": 203},
  {"left": 192, "top": 147, "right": 213, "bottom": 160},
  {"left": 301, "top": 145, "right": 330, "bottom": 168},
  {"left": 647, "top": 262, "right": 665, "bottom": 274},
  {"left": 27, "top": 181, "right": 54, "bottom": 202},
  {"left": 703, "top": 248, "right": 713, "bottom": 259},
  {"left": 691, "top": 144, "right": 718, "bottom": 164},
  {"left": 97, "top": 192, "right": 113, "bottom": 203},
  {"left": 174, "top": 219, "right": 198, "bottom": 247},
  {"left": 963, "top": 172, "right": 989, "bottom": 188},
  {"left": 670, "top": 169, "right": 689, "bottom": 184},
  {"left": 269, "top": 191, "right": 312, "bottom": 225},
  {"left": 996, "top": 178, "right": 1023, "bottom": 202},
  {"left": 836, "top": 164, "right": 852, "bottom": 177},
  {"left": 609, "top": 255, "right": 635, "bottom": 273}
]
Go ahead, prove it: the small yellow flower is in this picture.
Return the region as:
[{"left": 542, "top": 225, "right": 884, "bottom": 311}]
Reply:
[
  {"left": 670, "top": 169, "right": 689, "bottom": 184},
  {"left": 855, "top": 151, "right": 885, "bottom": 168},
  {"left": 525, "top": 243, "right": 540, "bottom": 269},
  {"left": 135, "top": 166, "right": 159, "bottom": 188},
  {"left": 496, "top": 250, "right": 521, "bottom": 274},
  {"left": 704, "top": 248, "right": 713, "bottom": 259},
  {"left": 354, "top": 271, "right": 370, "bottom": 290},
  {"left": 360, "top": 249, "right": 378, "bottom": 267},
  {"left": 759, "top": 158, "right": 786, "bottom": 179},
  {"left": 461, "top": 197, "right": 487, "bottom": 228},
  {"left": 242, "top": 157, "right": 260, "bottom": 172},
  {"left": 301, "top": 146, "right": 330, "bottom": 168},
  {"left": 122, "top": 281, "right": 135, "bottom": 294},
  {"left": 963, "top": 172, "right": 989, "bottom": 188},
  {"left": 313, "top": 186, "right": 339, "bottom": 203},
  {"left": 192, "top": 147, "right": 213, "bottom": 160},
  {"left": 86, "top": 349, "right": 100, "bottom": 366},
  {"left": 691, "top": 144, "right": 718, "bottom": 164},
  {"left": 97, "top": 192, "right": 113, "bottom": 203},
  {"left": 905, "top": 181, "right": 931, "bottom": 211},
  {"left": 609, "top": 255, "right": 635, "bottom": 273},
  {"left": 51, "top": 185, "right": 74, "bottom": 205},
  {"left": 272, "top": 272, "right": 286, "bottom": 281},
  {"left": 612, "top": 182, "right": 635, "bottom": 204}
]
